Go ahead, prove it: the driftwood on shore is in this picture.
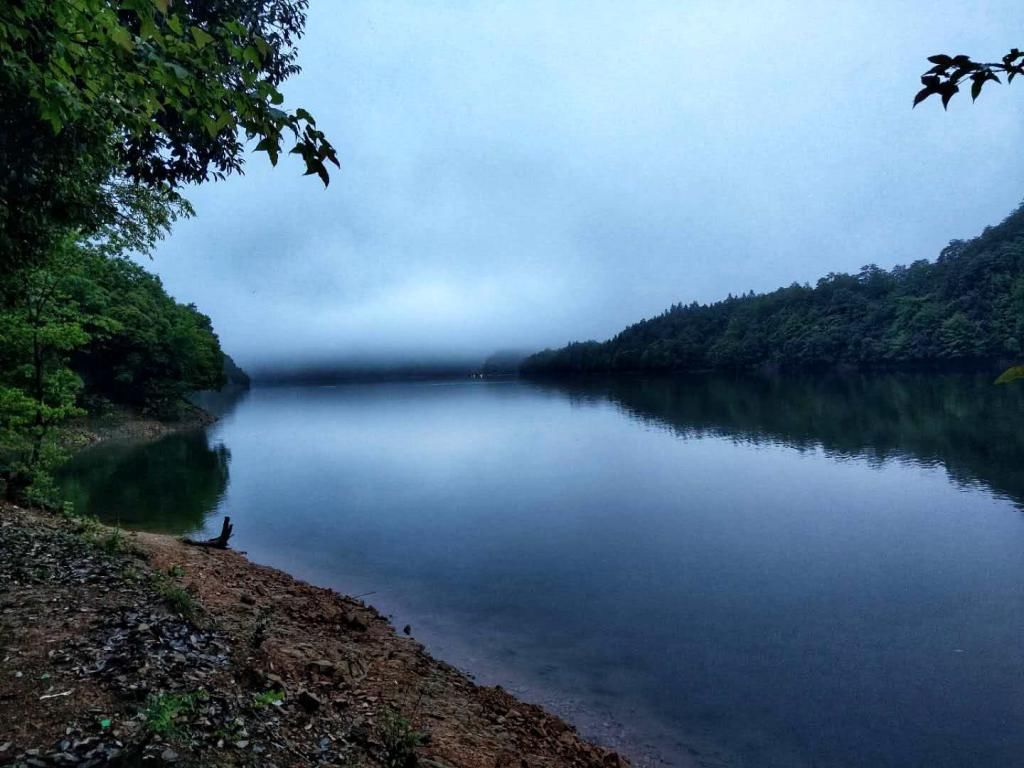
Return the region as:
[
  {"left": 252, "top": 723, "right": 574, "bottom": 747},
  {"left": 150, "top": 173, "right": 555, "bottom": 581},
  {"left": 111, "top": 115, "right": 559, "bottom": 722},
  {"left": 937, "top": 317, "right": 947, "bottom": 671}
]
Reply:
[{"left": 183, "top": 516, "right": 233, "bottom": 549}]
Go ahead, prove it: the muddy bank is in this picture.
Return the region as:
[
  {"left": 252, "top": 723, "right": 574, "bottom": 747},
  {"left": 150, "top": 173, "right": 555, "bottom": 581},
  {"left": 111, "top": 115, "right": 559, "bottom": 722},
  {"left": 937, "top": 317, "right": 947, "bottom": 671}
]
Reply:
[
  {"left": 61, "top": 404, "right": 217, "bottom": 449},
  {"left": 0, "top": 503, "right": 629, "bottom": 767}
]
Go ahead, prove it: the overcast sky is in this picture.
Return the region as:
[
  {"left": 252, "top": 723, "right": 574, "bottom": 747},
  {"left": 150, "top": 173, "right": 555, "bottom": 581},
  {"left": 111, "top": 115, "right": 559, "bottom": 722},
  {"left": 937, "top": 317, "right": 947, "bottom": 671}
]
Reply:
[{"left": 145, "top": 1, "right": 1024, "bottom": 372}]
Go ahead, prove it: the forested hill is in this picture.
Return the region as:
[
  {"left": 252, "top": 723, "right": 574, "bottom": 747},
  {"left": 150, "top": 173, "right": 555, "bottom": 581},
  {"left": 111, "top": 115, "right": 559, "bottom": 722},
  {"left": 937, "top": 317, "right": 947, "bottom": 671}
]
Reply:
[{"left": 522, "top": 204, "right": 1024, "bottom": 374}]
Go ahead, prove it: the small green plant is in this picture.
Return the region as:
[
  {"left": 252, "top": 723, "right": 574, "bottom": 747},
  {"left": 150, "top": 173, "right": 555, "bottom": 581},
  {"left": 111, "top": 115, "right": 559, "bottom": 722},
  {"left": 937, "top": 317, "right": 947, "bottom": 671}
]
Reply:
[
  {"left": 73, "top": 513, "right": 105, "bottom": 541},
  {"left": 379, "top": 709, "right": 425, "bottom": 768},
  {"left": 102, "top": 527, "right": 126, "bottom": 555},
  {"left": 22, "top": 439, "right": 70, "bottom": 509},
  {"left": 151, "top": 573, "right": 199, "bottom": 620},
  {"left": 168, "top": 564, "right": 185, "bottom": 578},
  {"left": 250, "top": 605, "right": 274, "bottom": 649},
  {"left": 59, "top": 499, "right": 110, "bottom": 547},
  {"left": 252, "top": 689, "right": 285, "bottom": 709},
  {"left": 142, "top": 691, "right": 207, "bottom": 737}
]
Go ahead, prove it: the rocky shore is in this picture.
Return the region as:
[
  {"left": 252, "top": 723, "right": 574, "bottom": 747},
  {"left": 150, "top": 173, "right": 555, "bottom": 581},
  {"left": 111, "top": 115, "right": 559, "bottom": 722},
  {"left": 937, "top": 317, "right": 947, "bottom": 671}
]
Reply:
[{"left": 0, "top": 503, "right": 629, "bottom": 768}]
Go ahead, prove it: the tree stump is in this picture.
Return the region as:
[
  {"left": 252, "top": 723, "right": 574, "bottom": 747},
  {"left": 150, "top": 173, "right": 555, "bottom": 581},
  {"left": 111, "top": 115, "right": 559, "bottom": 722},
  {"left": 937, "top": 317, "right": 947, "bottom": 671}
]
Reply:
[{"left": 183, "top": 516, "right": 234, "bottom": 549}]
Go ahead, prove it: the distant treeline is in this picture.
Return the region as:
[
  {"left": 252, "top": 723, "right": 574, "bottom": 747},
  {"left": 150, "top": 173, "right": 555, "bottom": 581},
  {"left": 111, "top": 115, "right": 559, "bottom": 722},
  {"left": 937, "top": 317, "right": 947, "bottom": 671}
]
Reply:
[{"left": 523, "top": 204, "right": 1024, "bottom": 374}]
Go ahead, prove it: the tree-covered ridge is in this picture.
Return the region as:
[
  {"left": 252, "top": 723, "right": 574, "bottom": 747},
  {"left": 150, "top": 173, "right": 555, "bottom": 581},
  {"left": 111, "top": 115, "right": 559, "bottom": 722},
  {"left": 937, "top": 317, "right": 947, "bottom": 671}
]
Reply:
[
  {"left": 523, "top": 203, "right": 1024, "bottom": 374},
  {"left": 0, "top": 245, "right": 228, "bottom": 497}
]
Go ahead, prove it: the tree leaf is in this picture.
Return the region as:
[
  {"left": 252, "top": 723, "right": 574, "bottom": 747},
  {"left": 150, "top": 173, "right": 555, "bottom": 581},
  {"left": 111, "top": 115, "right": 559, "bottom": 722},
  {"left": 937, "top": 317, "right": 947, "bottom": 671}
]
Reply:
[
  {"left": 110, "top": 26, "right": 134, "bottom": 52},
  {"left": 912, "top": 87, "right": 934, "bottom": 107},
  {"left": 190, "top": 27, "right": 214, "bottom": 49},
  {"left": 940, "top": 82, "right": 959, "bottom": 109},
  {"left": 995, "top": 366, "right": 1024, "bottom": 385}
]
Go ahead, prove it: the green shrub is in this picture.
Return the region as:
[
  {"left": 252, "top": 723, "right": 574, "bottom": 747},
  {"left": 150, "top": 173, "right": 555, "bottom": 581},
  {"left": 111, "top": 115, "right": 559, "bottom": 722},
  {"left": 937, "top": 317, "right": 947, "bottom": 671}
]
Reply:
[
  {"left": 142, "top": 691, "right": 207, "bottom": 737},
  {"left": 380, "top": 709, "right": 425, "bottom": 768}
]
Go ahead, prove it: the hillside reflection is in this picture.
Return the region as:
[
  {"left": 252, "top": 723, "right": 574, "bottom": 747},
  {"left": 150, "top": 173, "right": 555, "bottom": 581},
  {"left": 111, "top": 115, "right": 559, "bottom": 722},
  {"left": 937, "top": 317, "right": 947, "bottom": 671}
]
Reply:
[
  {"left": 56, "top": 429, "right": 231, "bottom": 533},
  {"left": 538, "top": 372, "right": 1024, "bottom": 506}
]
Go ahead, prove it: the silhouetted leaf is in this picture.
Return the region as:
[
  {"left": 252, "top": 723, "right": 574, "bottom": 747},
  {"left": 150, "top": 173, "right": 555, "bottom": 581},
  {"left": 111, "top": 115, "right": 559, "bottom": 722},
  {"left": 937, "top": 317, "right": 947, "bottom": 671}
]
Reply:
[
  {"left": 913, "top": 87, "right": 934, "bottom": 107},
  {"left": 940, "top": 82, "right": 959, "bottom": 109}
]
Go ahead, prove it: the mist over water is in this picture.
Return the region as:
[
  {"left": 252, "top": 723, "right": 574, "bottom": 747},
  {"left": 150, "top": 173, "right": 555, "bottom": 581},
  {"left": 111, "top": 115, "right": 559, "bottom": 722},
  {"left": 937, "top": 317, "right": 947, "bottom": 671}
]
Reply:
[{"left": 59, "top": 374, "right": 1024, "bottom": 767}]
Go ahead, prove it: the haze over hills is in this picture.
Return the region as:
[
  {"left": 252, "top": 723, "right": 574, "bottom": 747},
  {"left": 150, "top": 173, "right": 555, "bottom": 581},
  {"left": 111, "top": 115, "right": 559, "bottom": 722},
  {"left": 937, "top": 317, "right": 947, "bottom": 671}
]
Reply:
[
  {"left": 142, "top": 2, "right": 1024, "bottom": 376},
  {"left": 249, "top": 356, "right": 484, "bottom": 385},
  {"left": 248, "top": 204, "right": 1024, "bottom": 384},
  {"left": 522, "top": 203, "right": 1024, "bottom": 375}
]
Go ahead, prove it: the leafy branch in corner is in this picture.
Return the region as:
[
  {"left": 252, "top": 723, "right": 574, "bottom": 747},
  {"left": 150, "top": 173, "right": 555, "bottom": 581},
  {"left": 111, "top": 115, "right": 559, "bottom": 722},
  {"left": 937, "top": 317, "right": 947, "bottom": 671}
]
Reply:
[{"left": 914, "top": 49, "right": 1024, "bottom": 108}]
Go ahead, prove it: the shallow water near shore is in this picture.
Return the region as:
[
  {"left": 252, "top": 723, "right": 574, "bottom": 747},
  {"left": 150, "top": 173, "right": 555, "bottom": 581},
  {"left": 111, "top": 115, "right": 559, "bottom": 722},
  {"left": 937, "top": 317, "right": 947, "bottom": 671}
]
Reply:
[{"left": 58, "top": 373, "right": 1024, "bottom": 767}]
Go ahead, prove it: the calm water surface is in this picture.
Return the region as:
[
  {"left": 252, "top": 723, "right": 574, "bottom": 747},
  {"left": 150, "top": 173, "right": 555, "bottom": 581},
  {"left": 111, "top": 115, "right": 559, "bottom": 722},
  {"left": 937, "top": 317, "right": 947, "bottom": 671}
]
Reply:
[{"left": 58, "top": 375, "right": 1024, "bottom": 767}]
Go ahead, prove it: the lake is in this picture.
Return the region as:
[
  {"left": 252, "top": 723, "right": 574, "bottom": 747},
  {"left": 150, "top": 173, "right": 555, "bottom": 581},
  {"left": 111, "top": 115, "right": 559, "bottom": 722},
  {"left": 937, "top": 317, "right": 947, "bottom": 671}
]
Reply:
[{"left": 57, "top": 374, "right": 1024, "bottom": 767}]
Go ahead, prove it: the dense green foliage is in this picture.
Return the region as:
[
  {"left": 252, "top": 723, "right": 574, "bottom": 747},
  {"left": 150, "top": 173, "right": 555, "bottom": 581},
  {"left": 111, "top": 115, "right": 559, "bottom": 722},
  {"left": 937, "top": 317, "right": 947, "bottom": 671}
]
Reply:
[
  {"left": 0, "top": 0, "right": 337, "bottom": 273},
  {"left": 70, "top": 253, "right": 226, "bottom": 412},
  {"left": 523, "top": 204, "right": 1024, "bottom": 374},
  {"left": 0, "top": 242, "right": 227, "bottom": 498},
  {"left": 0, "top": 0, "right": 324, "bottom": 500},
  {"left": 223, "top": 353, "right": 252, "bottom": 389}
]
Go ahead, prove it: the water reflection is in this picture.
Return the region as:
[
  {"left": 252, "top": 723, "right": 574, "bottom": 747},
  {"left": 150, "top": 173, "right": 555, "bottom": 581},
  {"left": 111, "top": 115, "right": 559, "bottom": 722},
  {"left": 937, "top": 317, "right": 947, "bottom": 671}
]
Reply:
[
  {"left": 51, "top": 375, "right": 1024, "bottom": 766},
  {"left": 57, "top": 427, "right": 231, "bottom": 533},
  {"left": 540, "top": 372, "right": 1024, "bottom": 506}
]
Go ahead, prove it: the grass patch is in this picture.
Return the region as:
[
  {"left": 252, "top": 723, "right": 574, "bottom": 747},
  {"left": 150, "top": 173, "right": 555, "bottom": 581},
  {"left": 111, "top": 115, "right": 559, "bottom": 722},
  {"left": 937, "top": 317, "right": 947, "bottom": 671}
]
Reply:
[
  {"left": 151, "top": 570, "right": 199, "bottom": 620},
  {"left": 252, "top": 689, "right": 285, "bottom": 708},
  {"left": 142, "top": 691, "right": 207, "bottom": 737},
  {"left": 101, "top": 526, "right": 126, "bottom": 555},
  {"left": 61, "top": 501, "right": 133, "bottom": 556}
]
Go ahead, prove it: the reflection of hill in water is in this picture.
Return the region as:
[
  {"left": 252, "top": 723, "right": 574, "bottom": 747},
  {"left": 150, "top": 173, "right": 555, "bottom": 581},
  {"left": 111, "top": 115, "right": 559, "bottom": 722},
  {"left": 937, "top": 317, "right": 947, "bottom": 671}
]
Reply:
[
  {"left": 57, "top": 428, "right": 231, "bottom": 534},
  {"left": 539, "top": 373, "right": 1024, "bottom": 506}
]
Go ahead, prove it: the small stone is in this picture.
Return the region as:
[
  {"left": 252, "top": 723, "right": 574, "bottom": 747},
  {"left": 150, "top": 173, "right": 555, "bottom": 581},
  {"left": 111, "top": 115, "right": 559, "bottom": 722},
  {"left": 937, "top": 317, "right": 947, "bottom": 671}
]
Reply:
[
  {"left": 402, "top": 624, "right": 411, "bottom": 635},
  {"left": 240, "top": 593, "right": 255, "bottom": 605},
  {"left": 234, "top": 740, "right": 249, "bottom": 749},
  {"left": 161, "top": 748, "right": 180, "bottom": 763},
  {"left": 342, "top": 612, "right": 368, "bottom": 631},
  {"left": 307, "top": 659, "right": 336, "bottom": 676},
  {"left": 297, "top": 690, "right": 321, "bottom": 712}
]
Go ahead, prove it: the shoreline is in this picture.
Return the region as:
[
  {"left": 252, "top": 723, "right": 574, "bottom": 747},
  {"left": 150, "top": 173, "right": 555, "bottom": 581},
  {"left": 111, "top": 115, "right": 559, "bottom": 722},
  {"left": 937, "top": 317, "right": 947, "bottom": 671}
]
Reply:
[
  {"left": 0, "top": 500, "right": 630, "bottom": 767},
  {"left": 46, "top": 397, "right": 699, "bottom": 767}
]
